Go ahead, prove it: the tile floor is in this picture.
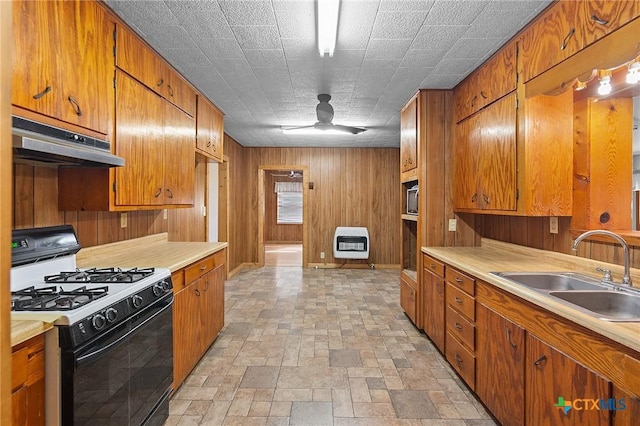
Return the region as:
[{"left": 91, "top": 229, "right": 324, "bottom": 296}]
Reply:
[
  {"left": 165, "top": 267, "right": 496, "bottom": 425},
  {"left": 264, "top": 244, "right": 302, "bottom": 267}
]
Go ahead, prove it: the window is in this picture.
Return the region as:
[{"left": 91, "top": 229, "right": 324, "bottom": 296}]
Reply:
[{"left": 277, "top": 192, "right": 303, "bottom": 224}]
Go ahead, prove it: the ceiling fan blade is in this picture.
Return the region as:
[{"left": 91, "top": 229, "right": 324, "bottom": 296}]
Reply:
[
  {"left": 330, "top": 124, "right": 367, "bottom": 135},
  {"left": 281, "top": 125, "right": 315, "bottom": 132}
]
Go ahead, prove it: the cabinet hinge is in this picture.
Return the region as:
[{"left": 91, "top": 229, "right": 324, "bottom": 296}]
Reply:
[
  {"left": 112, "top": 28, "right": 117, "bottom": 58},
  {"left": 515, "top": 188, "right": 519, "bottom": 200},
  {"left": 112, "top": 181, "right": 117, "bottom": 193}
]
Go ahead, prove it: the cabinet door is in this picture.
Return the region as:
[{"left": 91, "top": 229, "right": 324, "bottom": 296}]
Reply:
[
  {"left": 580, "top": 1, "right": 640, "bottom": 48},
  {"left": 477, "top": 94, "right": 516, "bottom": 211},
  {"left": 476, "top": 304, "right": 525, "bottom": 426},
  {"left": 167, "top": 70, "right": 196, "bottom": 117},
  {"left": 422, "top": 270, "right": 445, "bottom": 352},
  {"left": 400, "top": 96, "right": 418, "bottom": 173},
  {"left": 453, "top": 116, "right": 480, "bottom": 210},
  {"left": 116, "top": 24, "right": 164, "bottom": 95},
  {"left": 521, "top": 1, "right": 582, "bottom": 82},
  {"left": 210, "top": 106, "right": 224, "bottom": 161},
  {"left": 526, "top": 333, "right": 611, "bottom": 425},
  {"left": 162, "top": 101, "right": 195, "bottom": 205},
  {"left": 12, "top": 386, "right": 28, "bottom": 426},
  {"left": 57, "top": 0, "right": 112, "bottom": 134},
  {"left": 400, "top": 276, "right": 417, "bottom": 325},
  {"left": 612, "top": 385, "right": 640, "bottom": 426},
  {"left": 12, "top": 0, "right": 61, "bottom": 120},
  {"left": 114, "top": 71, "right": 165, "bottom": 206},
  {"left": 173, "top": 283, "right": 203, "bottom": 387},
  {"left": 212, "top": 264, "right": 225, "bottom": 338}
]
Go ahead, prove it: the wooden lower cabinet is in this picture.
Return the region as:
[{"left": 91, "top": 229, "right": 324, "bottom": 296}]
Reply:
[
  {"left": 400, "top": 274, "right": 417, "bottom": 325},
  {"left": 11, "top": 334, "right": 45, "bottom": 426},
  {"left": 612, "top": 385, "right": 640, "bottom": 426},
  {"left": 476, "top": 303, "right": 525, "bottom": 426},
  {"left": 526, "top": 333, "right": 611, "bottom": 425},
  {"left": 422, "top": 266, "right": 445, "bottom": 352},
  {"left": 173, "top": 250, "right": 226, "bottom": 389}
]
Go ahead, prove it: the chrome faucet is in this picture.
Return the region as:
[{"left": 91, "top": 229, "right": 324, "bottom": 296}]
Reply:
[{"left": 572, "top": 230, "right": 632, "bottom": 287}]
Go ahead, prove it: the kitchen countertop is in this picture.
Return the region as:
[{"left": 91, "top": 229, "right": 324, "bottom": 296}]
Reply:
[
  {"left": 11, "top": 320, "right": 53, "bottom": 347},
  {"left": 76, "top": 233, "right": 228, "bottom": 272},
  {"left": 422, "top": 239, "right": 640, "bottom": 354}
]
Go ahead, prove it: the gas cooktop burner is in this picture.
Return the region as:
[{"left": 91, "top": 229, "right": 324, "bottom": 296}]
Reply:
[
  {"left": 44, "top": 267, "right": 156, "bottom": 284},
  {"left": 12, "top": 285, "right": 109, "bottom": 311}
]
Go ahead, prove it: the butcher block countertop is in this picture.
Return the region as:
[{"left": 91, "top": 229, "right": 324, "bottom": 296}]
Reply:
[
  {"left": 76, "top": 233, "right": 228, "bottom": 272},
  {"left": 11, "top": 320, "right": 53, "bottom": 347},
  {"left": 422, "top": 239, "right": 640, "bottom": 353}
]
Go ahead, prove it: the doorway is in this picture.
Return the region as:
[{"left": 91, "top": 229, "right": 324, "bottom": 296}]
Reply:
[{"left": 258, "top": 166, "right": 308, "bottom": 267}]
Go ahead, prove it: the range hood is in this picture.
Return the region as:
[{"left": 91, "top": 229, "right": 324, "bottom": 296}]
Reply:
[{"left": 12, "top": 116, "right": 125, "bottom": 168}]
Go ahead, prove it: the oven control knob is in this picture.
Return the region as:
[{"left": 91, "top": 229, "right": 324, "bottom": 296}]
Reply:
[
  {"left": 105, "top": 307, "right": 118, "bottom": 323},
  {"left": 92, "top": 314, "right": 107, "bottom": 330},
  {"left": 152, "top": 283, "right": 164, "bottom": 297},
  {"left": 132, "top": 295, "right": 143, "bottom": 308},
  {"left": 161, "top": 279, "right": 171, "bottom": 291}
]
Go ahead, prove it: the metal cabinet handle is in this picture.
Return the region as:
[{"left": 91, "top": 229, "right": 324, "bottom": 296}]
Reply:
[
  {"left": 455, "top": 297, "right": 463, "bottom": 304},
  {"left": 166, "top": 188, "right": 174, "bottom": 199},
  {"left": 454, "top": 354, "right": 463, "bottom": 366},
  {"left": 207, "top": 140, "right": 212, "bottom": 147},
  {"left": 154, "top": 188, "right": 162, "bottom": 198},
  {"left": 430, "top": 263, "right": 436, "bottom": 268},
  {"left": 455, "top": 277, "right": 463, "bottom": 284},
  {"left": 200, "top": 265, "right": 207, "bottom": 271},
  {"left": 156, "top": 78, "right": 164, "bottom": 87},
  {"left": 590, "top": 14, "right": 609, "bottom": 26},
  {"left": 533, "top": 355, "right": 547, "bottom": 366},
  {"left": 68, "top": 96, "right": 82, "bottom": 116},
  {"left": 482, "top": 194, "right": 490, "bottom": 204},
  {"left": 480, "top": 91, "right": 487, "bottom": 99},
  {"left": 407, "top": 157, "right": 413, "bottom": 165},
  {"left": 471, "top": 95, "right": 477, "bottom": 108},
  {"left": 455, "top": 322, "right": 463, "bottom": 330},
  {"left": 33, "top": 86, "right": 51, "bottom": 100},
  {"left": 471, "top": 193, "right": 478, "bottom": 203},
  {"left": 506, "top": 328, "right": 517, "bottom": 349},
  {"left": 167, "top": 84, "right": 174, "bottom": 97},
  {"left": 195, "top": 288, "right": 201, "bottom": 296},
  {"left": 561, "top": 27, "right": 575, "bottom": 50}
]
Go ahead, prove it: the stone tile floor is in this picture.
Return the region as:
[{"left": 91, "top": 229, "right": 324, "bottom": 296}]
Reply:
[{"left": 165, "top": 267, "right": 496, "bottom": 425}]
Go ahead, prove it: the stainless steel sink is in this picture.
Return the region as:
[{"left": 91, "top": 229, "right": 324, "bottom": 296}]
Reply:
[
  {"left": 491, "top": 272, "right": 606, "bottom": 292},
  {"left": 549, "top": 291, "right": 640, "bottom": 322}
]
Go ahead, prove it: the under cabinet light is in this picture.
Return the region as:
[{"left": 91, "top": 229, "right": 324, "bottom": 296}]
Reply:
[
  {"left": 317, "top": 0, "right": 340, "bottom": 57},
  {"left": 626, "top": 61, "right": 640, "bottom": 84},
  {"left": 597, "top": 74, "right": 612, "bottom": 96}
]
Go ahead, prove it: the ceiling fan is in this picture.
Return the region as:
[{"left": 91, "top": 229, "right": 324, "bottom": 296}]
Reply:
[
  {"left": 281, "top": 94, "right": 367, "bottom": 135},
  {"left": 271, "top": 170, "right": 302, "bottom": 178}
]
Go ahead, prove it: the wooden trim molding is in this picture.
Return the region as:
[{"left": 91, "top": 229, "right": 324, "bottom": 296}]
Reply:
[{"left": 570, "top": 229, "right": 640, "bottom": 248}]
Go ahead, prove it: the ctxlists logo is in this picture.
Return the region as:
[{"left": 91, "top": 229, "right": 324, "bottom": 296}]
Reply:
[{"left": 554, "top": 397, "right": 626, "bottom": 415}]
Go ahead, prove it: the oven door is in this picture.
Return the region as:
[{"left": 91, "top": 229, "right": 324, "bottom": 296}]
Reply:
[{"left": 61, "top": 294, "right": 173, "bottom": 426}]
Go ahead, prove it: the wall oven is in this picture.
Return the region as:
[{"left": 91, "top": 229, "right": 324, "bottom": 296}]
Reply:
[{"left": 11, "top": 225, "right": 174, "bottom": 425}]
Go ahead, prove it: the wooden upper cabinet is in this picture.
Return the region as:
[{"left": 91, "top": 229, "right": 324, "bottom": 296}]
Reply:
[
  {"left": 454, "top": 94, "right": 517, "bottom": 212},
  {"left": 196, "top": 96, "right": 224, "bottom": 162},
  {"left": 454, "top": 41, "right": 517, "bottom": 123},
  {"left": 12, "top": 0, "right": 113, "bottom": 135},
  {"left": 579, "top": 1, "right": 639, "bottom": 50},
  {"left": 400, "top": 95, "right": 418, "bottom": 178},
  {"left": 115, "top": 24, "right": 195, "bottom": 117},
  {"left": 115, "top": 71, "right": 194, "bottom": 207}
]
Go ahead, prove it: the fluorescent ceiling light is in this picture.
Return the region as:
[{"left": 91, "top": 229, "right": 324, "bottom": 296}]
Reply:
[
  {"left": 281, "top": 126, "right": 350, "bottom": 136},
  {"left": 317, "top": 0, "right": 340, "bottom": 57}
]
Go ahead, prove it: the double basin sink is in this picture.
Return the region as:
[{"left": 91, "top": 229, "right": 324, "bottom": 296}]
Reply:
[{"left": 491, "top": 272, "right": 640, "bottom": 322}]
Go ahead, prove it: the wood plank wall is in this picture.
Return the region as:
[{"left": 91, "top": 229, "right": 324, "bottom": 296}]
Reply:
[
  {"left": 224, "top": 134, "right": 401, "bottom": 272},
  {"left": 264, "top": 171, "right": 303, "bottom": 243},
  {"left": 12, "top": 160, "right": 207, "bottom": 248}
]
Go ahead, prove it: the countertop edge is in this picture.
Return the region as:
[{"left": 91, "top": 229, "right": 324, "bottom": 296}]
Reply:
[
  {"left": 421, "top": 242, "right": 640, "bottom": 354},
  {"left": 11, "top": 319, "right": 54, "bottom": 347}
]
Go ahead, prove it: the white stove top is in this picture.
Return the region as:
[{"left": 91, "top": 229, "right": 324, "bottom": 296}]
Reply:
[{"left": 11, "top": 255, "right": 170, "bottom": 325}]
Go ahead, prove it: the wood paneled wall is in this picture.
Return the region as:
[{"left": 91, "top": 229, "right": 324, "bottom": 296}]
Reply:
[
  {"left": 225, "top": 134, "right": 401, "bottom": 272},
  {"left": 12, "top": 159, "right": 207, "bottom": 248},
  {"left": 264, "top": 172, "right": 303, "bottom": 243}
]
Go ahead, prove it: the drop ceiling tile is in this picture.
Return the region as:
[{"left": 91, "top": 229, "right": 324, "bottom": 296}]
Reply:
[
  {"left": 327, "top": 50, "right": 366, "bottom": 68},
  {"left": 485, "top": 0, "right": 552, "bottom": 11},
  {"left": 340, "top": 0, "right": 380, "bottom": 26},
  {"left": 215, "top": 58, "right": 254, "bottom": 77},
  {"left": 400, "top": 49, "right": 447, "bottom": 68},
  {"left": 360, "top": 59, "right": 403, "bottom": 76},
  {"left": 432, "top": 57, "right": 478, "bottom": 76},
  {"left": 365, "top": 39, "right": 412, "bottom": 60},
  {"left": 463, "top": 9, "right": 528, "bottom": 39},
  {"left": 379, "top": 0, "right": 435, "bottom": 12},
  {"left": 274, "top": 8, "right": 316, "bottom": 38},
  {"left": 370, "top": 11, "right": 428, "bottom": 39},
  {"left": 245, "top": 49, "right": 287, "bottom": 68},
  {"left": 195, "top": 38, "right": 245, "bottom": 59},
  {"left": 170, "top": 9, "right": 235, "bottom": 39},
  {"left": 162, "top": 47, "right": 212, "bottom": 68},
  {"left": 142, "top": 26, "right": 196, "bottom": 50},
  {"left": 423, "top": 0, "right": 489, "bottom": 25},
  {"left": 282, "top": 39, "right": 317, "bottom": 60},
  {"left": 420, "top": 73, "right": 467, "bottom": 89},
  {"left": 410, "top": 25, "right": 469, "bottom": 50},
  {"left": 445, "top": 37, "right": 503, "bottom": 59},
  {"left": 265, "top": 91, "right": 296, "bottom": 103},
  {"left": 337, "top": 26, "right": 373, "bottom": 50},
  {"left": 232, "top": 25, "right": 282, "bottom": 49},
  {"left": 218, "top": 0, "right": 277, "bottom": 25}
]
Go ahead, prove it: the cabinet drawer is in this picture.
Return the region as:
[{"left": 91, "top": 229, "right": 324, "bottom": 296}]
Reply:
[
  {"left": 185, "top": 255, "right": 215, "bottom": 284},
  {"left": 446, "top": 284, "right": 475, "bottom": 321},
  {"left": 446, "top": 331, "right": 475, "bottom": 389},
  {"left": 446, "top": 306, "right": 475, "bottom": 351},
  {"left": 445, "top": 267, "right": 475, "bottom": 296},
  {"left": 11, "top": 347, "right": 28, "bottom": 391},
  {"left": 423, "top": 254, "right": 444, "bottom": 277},
  {"left": 212, "top": 250, "right": 225, "bottom": 269}
]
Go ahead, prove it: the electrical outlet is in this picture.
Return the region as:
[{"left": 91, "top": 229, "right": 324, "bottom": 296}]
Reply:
[
  {"left": 120, "top": 212, "right": 127, "bottom": 228},
  {"left": 163, "top": 209, "right": 168, "bottom": 220},
  {"left": 550, "top": 216, "right": 558, "bottom": 234},
  {"left": 320, "top": 252, "right": 325, "bottom": 259},
  {"left": 448, "top": 219, "right": 457, "bottom": 232}
]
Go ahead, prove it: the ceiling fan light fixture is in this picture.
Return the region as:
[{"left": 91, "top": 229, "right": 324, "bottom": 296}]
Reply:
[{"left": 317, "top": 0, "right": 340, "bottom": 57}]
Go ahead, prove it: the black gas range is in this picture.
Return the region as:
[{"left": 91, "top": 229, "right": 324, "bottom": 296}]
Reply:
[{"left": 11, "top": 225, "right": 173, "bottom": 426}]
